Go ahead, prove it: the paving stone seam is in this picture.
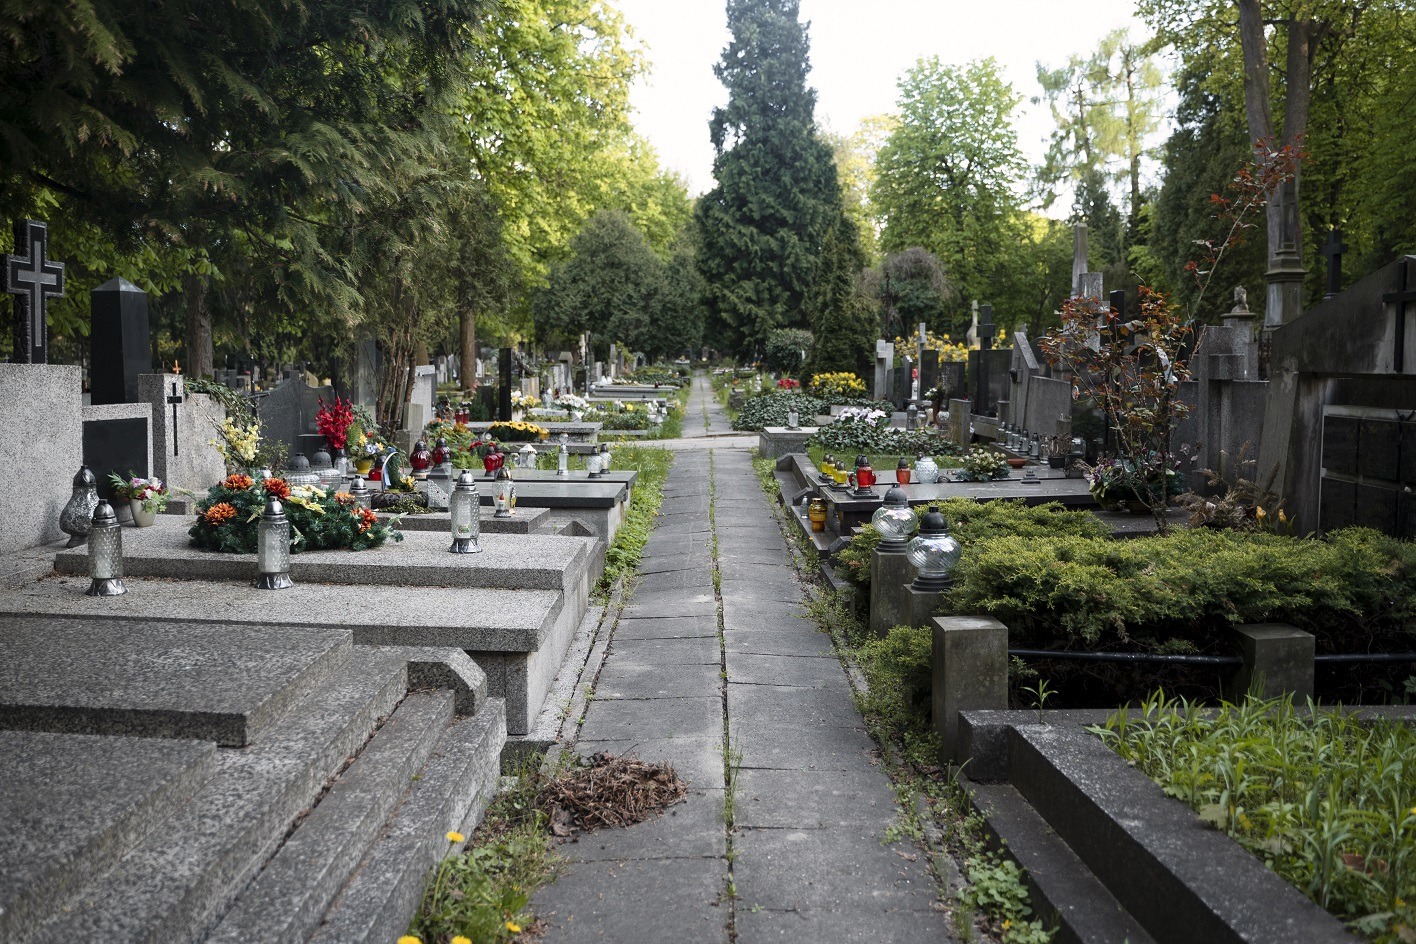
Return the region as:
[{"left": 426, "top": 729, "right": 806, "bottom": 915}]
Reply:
[{"left": 708, "top": 448, "right": 739, "bottom": 942}]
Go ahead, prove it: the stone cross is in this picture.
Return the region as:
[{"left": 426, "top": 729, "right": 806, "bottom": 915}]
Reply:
[
  {"left": 1382, "top": 258, "right": 1416, "bottom": 374},
  {"left": 1072, "top": 222, "right": 1089, "bottom": 296},
  {"left": 167, "top": 382, "right": 184, "bottom": 456},
  {"left": 4, "top": 219, "right": 66, "bottom": 364},
  {"left": 1320, "top": 228, "right": 1347, "bottom": 299}
]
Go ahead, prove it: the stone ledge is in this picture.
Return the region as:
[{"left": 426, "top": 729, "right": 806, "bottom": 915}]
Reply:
[
  {"left": 959, "top": 710, "right": 1368, "bottom": 944},
  {"left": 1, "top": 575, "right": 561, "bottom": 653}
]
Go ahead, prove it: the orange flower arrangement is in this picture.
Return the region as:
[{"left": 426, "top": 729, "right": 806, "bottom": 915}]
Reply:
[
  {"left": 333, "top": 491, "right": 356, "bottom": 506},
  {"left": 223, "top": 473, "right": 253, "bottom": 490},
  {"left": 263, "top": 477, "right": 291, "bottom": 500},
  {"left": 355, "top": 507, "right": 378, "bottom": 533},
  {"left": 203, "top": 502, "right": 238, "bottom": 526}
]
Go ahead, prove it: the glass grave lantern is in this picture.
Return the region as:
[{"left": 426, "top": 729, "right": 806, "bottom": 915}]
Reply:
[
  {"left": 906, "top": 505, "right": 962, "bottom": 591},
  {"left": 556, "top": 434, "right": 570, "bottom": 476},
  {"left": 518, "top": 444, "right": 537, "bottom": 470},
  {"left": 253, "top": 497, "right": 293, "bottom": 590},
  {"left": 431, "top": 436, "right": 452, "bottom": 468},
  {"left": 585, "top": 447, "right": 603, "bottom": 477},
  {"left": 871, "top": 485, "right": 918, "bottom": 553},
  {"left": 60, "top": 465, "right": 100, "bottom": 548},
  {"left": 895, "top": 457, "right": 912, "bottom": 485},
  {"left": 409, "top": 439, "right": 433, "bottom": 479},
  {"left": 786, "top": 408, "right": 800, "bottom": 430},
  {"left": 348, "top": 476, "right": 372, "bottom": 510},
  {"left": 85, "top": 500, "right": 126, "bottom": 596},
  {"left": 599, "top": 442, "right": 612, "bottom": 471},
  {"left": 449, "top": 469, "right": 482, "bottom": 553},
  {"left": 493, "top": 467, "right": 516, "bottom": 518}
]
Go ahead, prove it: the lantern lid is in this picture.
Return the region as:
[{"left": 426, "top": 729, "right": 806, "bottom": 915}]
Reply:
[
  {"left": 882, "top": 485, "right": 909, "bottom": 508},
  {"left": 855, "top": 454, "right": 870, "bottom": 467},
  {"left": 919, "top": 505, "right": 949, "bottom": 535},
  {"left": 74, "top": 465, "right": 96, "bottom": 487},
  {"left": 289, "top": 453, "right": 310, "bottom": 471},
  {"left": 349, "top": 477, "right": 369, "bottom": 494},
  {"left": 414, "top": 439, "right": 428, "bottom": 451},
  {"left": 456, "top": 469, "right": 477, "bottom": 488},
  {"left": 92, "top": 499, "right": 117, "bottom": 524},
  {"left": 263, "top": 496, "right": 286, "bottom": 519},
  {"left": 897, "top": 457, "right": 910, "bottom": 468}
]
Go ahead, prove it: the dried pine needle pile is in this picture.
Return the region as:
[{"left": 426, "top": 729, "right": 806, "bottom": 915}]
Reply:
[{"left": 538, "top": 753, "right": 687, "bottom": 837}]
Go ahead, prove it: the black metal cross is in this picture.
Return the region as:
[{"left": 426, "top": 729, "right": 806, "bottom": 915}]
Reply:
[
  {"left": 3, "top": 219, "right": 65, "bottom": 364},
  {"left": 168, "top": 381, "right": 184, "bottom": 456},
  {"left": 1320, "top": 228, "right": 1348, "bottom": 298}
]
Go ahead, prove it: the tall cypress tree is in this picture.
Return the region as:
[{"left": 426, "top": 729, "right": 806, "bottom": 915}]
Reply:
[
  {"left": 694, "top": 0, "right": 846, "bottom": 359},
  {"left": 803, "top": 214, "right": 874, "bottom": 379}
]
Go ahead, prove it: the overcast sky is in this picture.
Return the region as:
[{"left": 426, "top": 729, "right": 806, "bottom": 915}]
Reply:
[{"left": 613, "top": 0, "right": 1169, "bottom": 207}]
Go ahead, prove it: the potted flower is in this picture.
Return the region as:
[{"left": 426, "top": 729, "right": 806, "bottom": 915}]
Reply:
[
  {"left": 352, "top": 431, "right": 390, "bottom": 478},
  {"left": 953, "top": 448, "right": 1010, "bottom": 483},
  {"left": 108, "top": 472, "right": 170, "bottom": 526}
]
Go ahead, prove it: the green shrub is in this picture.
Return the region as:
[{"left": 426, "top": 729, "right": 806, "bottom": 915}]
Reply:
[
  {"left": 811, "top": 417, "right": 960, "bottom": 456},
  {"left": 834, "top": 499, "right": 1110, "bottom": 591},
  {"left": 731, "top": 391, "right": 829, "bottom": 431},
  {"left": 947, "top": 527, "right": 1416, "bottom": 656},
  {"left": 763, "top": 328, "right": 813, "bottom": 374}
]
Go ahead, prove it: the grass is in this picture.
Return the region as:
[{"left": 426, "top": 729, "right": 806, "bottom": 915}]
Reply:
[
  {"left": 1096, "top": 692, "right": 1416, "bottom": 942},
  {"left": 594, "top": 444, "right": 673, "bottom": 598},
  {"left": 406, "top": 757, "right": 562, "bottom": 944}
]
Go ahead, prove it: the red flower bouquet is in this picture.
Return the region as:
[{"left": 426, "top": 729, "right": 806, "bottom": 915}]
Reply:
[{"left": 316, "top": 396, "right": 355, "bottom": 451}]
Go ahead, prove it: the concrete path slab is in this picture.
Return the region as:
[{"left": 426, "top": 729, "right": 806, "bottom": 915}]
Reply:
[{"left": 533, "top": 395, "right": 951, "bottom": 942}]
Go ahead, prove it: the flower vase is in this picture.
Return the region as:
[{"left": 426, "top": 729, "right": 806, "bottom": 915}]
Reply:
[
  {"left": 129, "top": 499, "right": 157, "bottom": 527},
  {"left": 355, "top": 458, "right": 373, "bottom": 475}
]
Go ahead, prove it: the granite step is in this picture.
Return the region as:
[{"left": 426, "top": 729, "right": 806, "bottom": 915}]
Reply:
[
  {"left": 967, "top": 781, "right": 1157, "bottom": 944},
  {"left": 311, "top": 699, "right": 507, "bottom": 944},
  {"left": 25, "top": 648, "right": 411, "bottom": 944},
  {"left": 205, "top": 690, "right": 457, "bottom": 944},
  {"left": 0, "top": 731, "right": 217, "bottom": 944}
]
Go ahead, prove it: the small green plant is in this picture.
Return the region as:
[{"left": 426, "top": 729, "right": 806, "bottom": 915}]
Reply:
[
  {"left": 1027, "top": 679, "right": 1054, "bottom": 724},
  {"left": 1096, "top": 691, "right": 1416, "bottom": 943},
  {"left": 595, "top": 445, "right": 674, "bottom": 598}
]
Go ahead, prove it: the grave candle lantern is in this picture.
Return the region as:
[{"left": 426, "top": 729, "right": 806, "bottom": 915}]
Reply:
[
  {"left": 349, "top": 476, "right": 372, "bottom": 510},
  {"left": 599, "top": 443, "right": 612, "bottom": 471},
  {"left": 410, "top": 439, "right": 433, "bottom": 479},
  {"left": 907, "top": 505, "right": 961, "bottom": 591},
  {"left": 585, "top": 448, "right": 603, "bottom": 477},
  {"left": 896, "top": 457, "right": 912, "bottom": 485},
  {"left": 85, "top": 500, "right": 127, "bottom": 596},
  {"left": 786, "top": 408, "right": 800, "bottom": 430},
  {"left": 449, "top": 469, "right": 482, "bottom": 554},
  {"left": 518, "top": 444, "right": 537, "bottom": 469},
  {"left": 431, "top": 437, "right": 451, "bottom": 467},
  {"left": 872, "top": 485, "right": 917, "bottom": 553},
  {"left": 493, "top": 467, "right": 516, "bottom": 518},
  {"left": 59, "top": 465, "right": 100, "bottom": 548},
  {"left": 556, "top": 434, "right": 569, "bottom": 476},
  {"left": 253, "top": 497, "right": 293, "bottom": 590}
]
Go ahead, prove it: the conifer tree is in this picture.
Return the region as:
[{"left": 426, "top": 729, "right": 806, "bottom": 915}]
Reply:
[
  {"left": 694, "top": 0, "right": 846, "bottom": 358},
  {"left": 804, "top": 215, "right": 874, "bottom": 379}
]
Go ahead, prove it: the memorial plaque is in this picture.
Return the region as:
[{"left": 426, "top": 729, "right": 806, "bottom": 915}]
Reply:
[
  {"left": 1321, "top": 415, "right": 1359, "bottom": 476},
  {"left": 1358, "top": 419, "right": 1399, "bottom": 480},
  {"left": 1354, "top": 483, "right": 1399, "bottom": 532},
  {"left": 1319, "top": 478, "right": 1356, "bottom": 533},
  {"left": 82, "top": 417, "right": 150, "bottom": 500}
]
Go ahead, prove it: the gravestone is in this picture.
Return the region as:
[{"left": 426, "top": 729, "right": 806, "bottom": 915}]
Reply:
[
  {"left": 81, "top": 404, "right": 152, "bottom": 503},
  {"left": 354, "top": 335, "right": 379, "bottom": 407},
  {"left": 0, "top": 363, "right": 82, "bottom": 553},
  {"left": 1260, "top": 255, "right": 1416, "bottom": 535},
  {"left": 1265, "top": 179, "right": 1306, "bottom": 329},
  {"left": 258, "top": 375, "right": 332, "bottom": 460},
  {"left": 139, "top": 373, "right": 225, "bottom": 507},
  {"left": 874, "top": 340, "right": 895, "bottom": 400},
  {"left": 498, "top": 348, "right": 513, "bottom": 421},
  {"left": 892, "top": 361, "right": 912, "bottom": 411},
  {"left": 3, "top": 219, "right": 65, "bottom": 365},
  {"left": 919, "top": 348, "right": 939, "bottom": 399},
  {"left": 89, "top": 279, "right": 151, "bottom": 405},
  {"left": 1072, "top": 222, "right": 1088, "bottom": 295}
]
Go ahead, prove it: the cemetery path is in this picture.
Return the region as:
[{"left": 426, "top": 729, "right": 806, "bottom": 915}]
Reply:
[
  {"left": 531, "top": 448, "right": 952, "bottom": 943},
  {"left": 683, "top": 370, "right": 734, "bottom": 438}
]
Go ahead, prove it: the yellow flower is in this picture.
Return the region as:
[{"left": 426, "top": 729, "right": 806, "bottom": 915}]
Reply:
[
  {"left": 1002, "top": 919, "right": 1012, "bottom": 930},
  {"left": 446, "top": 831, "right": 464, "bottom": 843},
  {"left": 397, "top": 937, "right": 421, "bottom": 944},
  {"left": 452, "top": 937, "right": 472, "bottom": 944},
  {"left": 505, "top": 921, "right": 522, "bottom": 933},
  {"left": 1255, "top": 506, "right": 1267, "bottom": 520}
]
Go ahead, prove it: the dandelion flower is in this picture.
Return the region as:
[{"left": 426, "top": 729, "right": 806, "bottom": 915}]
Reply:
[
  {"left": 452, "top": 937, "right": 472, "bottom": 944},
  {"left": 1002, "top": 919, "right": 1012, "bottom": 931},
  {"left": 505, "top": 921, "right": 522, "bottom": 933},
  {"left": 446, "top": 831, "right": 464, "bottom": 843},
  {"left": 397, "top": 937, "right": 421, "bottom": 944}
]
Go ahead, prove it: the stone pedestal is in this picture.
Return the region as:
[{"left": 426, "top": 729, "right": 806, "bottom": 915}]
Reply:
[
  {"left": 868, "top": 548, "right": 917, "bottom": 638},
  {"left": 1228, "top": 623, "right": 1314, "bottom": 701},
  {"left": 0, "top": 363, "right": 82, "bottom": 554},
  {"left": 931, "top": 616, "right": 1008, "bottom": 763},
  {"left": 757, "top": 426, "right": 817, "bottom": 459},
  {"left": 903, "top": 584, "right": 948, "bottom": 629}
]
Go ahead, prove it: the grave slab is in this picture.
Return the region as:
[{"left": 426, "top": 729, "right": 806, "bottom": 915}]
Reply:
[
  {"left": 376, "top": 504, "right": 552, "bottom": 535},
  {"left": 52, "top": 517, "right": 589, "bottom": 593},
  {"left": 0, "top": 617, "right": 348, "bottom": 746},
  {"left": 0, "top": 730, "right": 216, "bottom": 944}
]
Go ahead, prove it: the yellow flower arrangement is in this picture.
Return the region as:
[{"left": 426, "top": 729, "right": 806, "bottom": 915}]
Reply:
[
  {"left": 809, "top": 372, "right": 866, "bottom": 400},
  {"left": 489, "top": 420, "right": 549, "bottom": 442},
  {"left": 209, "top": 417, "right": 260, "bottom": 467}
]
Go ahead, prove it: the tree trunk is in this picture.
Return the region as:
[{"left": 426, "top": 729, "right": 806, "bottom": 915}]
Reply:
[
  {"left": 459, "top": 309, "right": 476, "bottom": 393},
  {"left": 1282, "top": 16, "right": 1317, "bottom": 261},
  {"left": 1237, "top": 0, "right": 1281, "bottom": 263},
  {"left": 182, "top": 272, "right": 213, "bottom": 378}
]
